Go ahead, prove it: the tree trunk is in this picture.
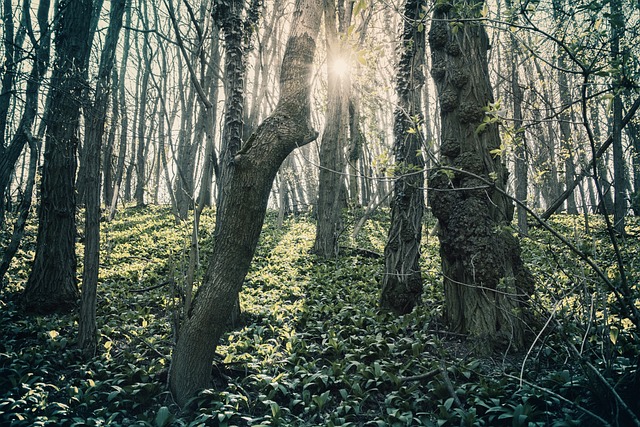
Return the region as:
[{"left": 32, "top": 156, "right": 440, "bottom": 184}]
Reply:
[
  {"left": 78, "top": 0, "right": 126, "bottom": 357},
  {"left": 108, "top": 3, "right": 132, "bottom": 220},
  {"left": 379, "top": 0, "right": 425, "bottom": 315},
  {"left": 198, "top": 29, "right": 221, "bottom": 208},
  {"left": 610, "top": 0, "right": 626, "bottom": 234},
  {"left": 169, "top": 0, "right": 321, "bottom": 405},
  {"left": 135, "top": 7, "right": 151, "bottom": 208},
  {"left": 22, "top": 0, "right": 93, "bottom": 314},
  {"left": 507, "top": 0, "right": 528, "bottom": 235},
  {"left": 428, "top": 0, "right": 535, "bottom": 353},
  {"left": 0, "top": 0, "right": 50, "bottom": 226},
  {"left": 628, "top": 121, "right": 640, "bottom": 215},
  {"left": 312, "top": 0, "right": 350, "bottom": 258},
  {"left": 215, "top": 0, "right": 259, "bottom": 205}
]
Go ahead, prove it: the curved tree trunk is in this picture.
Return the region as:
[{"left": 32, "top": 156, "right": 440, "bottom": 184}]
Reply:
[
  {"left": 169, "top": 0, "right": 322, "bottom": 406},
  {"left": 22, "top": 0, "right": 94, "bottom": 314},
  {"left": 428, "top": 0, "right": 535, "bottom": 353},
  {"left": 379, "top": 0, "right": 426, "bottom": 314}
]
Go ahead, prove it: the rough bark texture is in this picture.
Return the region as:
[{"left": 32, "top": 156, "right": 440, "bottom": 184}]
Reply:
[
  {"left": 428, "top": 0, "right": 534, "bottom": 353},
  {"left": 379, "top": 0, "right": 425, "bottom": 314},
  {"left": 215, "top": 0, "right": 260, "bottom": 206},
  {"left": 22, "top": 0, "right": 93, "bottom": 313},
  {"left": 312, "top": 0, "right": 349, "bottom": 258},
  {"left": 79, "top": 0, "right": 126, "bottom": 357},
  {"left": 169, "top": 0, "right": 321, "bottom": 406}
]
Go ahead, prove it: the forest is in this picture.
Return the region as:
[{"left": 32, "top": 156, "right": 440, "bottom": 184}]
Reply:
[{"left": 1, "top": 0, "right": 639, "bottom": 425}]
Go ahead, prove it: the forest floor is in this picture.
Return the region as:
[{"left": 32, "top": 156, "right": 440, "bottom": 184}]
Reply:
[{"left": 1, "top": 205, "right": 639, "bottom": 426}]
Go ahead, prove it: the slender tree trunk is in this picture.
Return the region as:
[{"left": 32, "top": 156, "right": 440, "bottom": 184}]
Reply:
[
  {"left": 198, "top": 30, "right": 221, "bottom": 208},
  {"left": 0, "top": 137, "right": 38, "bottom": 284},
  {"left": 508, "top": 3, "right": 528, "bottom": 235},
  {"left": 379, "top": 0, "right": 425, "bottom": 314},
  {"left": 169, "top": 0, "right": 321, "bottom": 405},
  {"left": 628, "top": 121, "right": 640, "bottom": 215},
  {"left": 610, "top": 0, "right": 626, "bottom": 234},
  {"left": 215, "top": 0, "right": 259, "bottom": 205},
  {"left": 78, "top": 0, "right": 126, "bottom": 357},
  {"left": 22, "top": 0, "right": 93, "bottom": 314},
  {"left": 102, "top": 66, "right": 119, "bottom": 207},
  {"left": 0, "top": 0, "right": 50, "bottom": 225},
  {"left": 108, "top": 3, "right": 132, "bottom": 220},
  {"left": 135, "top": 4, "right": 151, "bottom": 208},
  {"left": 428, "top": 0, "right": 535, "bottom": 353}
]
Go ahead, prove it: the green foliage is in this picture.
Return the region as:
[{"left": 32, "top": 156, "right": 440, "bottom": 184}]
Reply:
[{"left": 1, "top": 207, "right": 638, "bottom": 426}]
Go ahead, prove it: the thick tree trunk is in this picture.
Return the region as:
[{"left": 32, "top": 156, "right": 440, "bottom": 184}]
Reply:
[
  {"left": 22, "top": 0, "right": 93, "bottom": 314},
  {"left": 428, "top": 0, "right": 534, "bottom": 353},
  {"left": 379, "top": 0, "right": 425, "bottom": 315},
  {"left": 78, "top": 0, "right": 126, "bottom": 357},
  {"left": 312, "top": 0, "right": 349, "bottom": 258},
  {"left": 169, "top": 0, "right": 321, "bottom": 405}
]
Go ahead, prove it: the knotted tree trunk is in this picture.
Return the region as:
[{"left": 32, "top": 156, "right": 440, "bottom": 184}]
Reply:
[
  {"left": 169, "top": 0, "right": 322, "bottom": 406},
  {"left": 428, "top": 0, "right": 535, "bottom": 353}
]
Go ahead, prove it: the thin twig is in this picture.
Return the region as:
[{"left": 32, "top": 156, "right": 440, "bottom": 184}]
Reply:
[{"left": 504, "top": 373, "right": 613, "bottom": 427}]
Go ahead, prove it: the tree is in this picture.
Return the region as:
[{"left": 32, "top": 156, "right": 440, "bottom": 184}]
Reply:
[
  {"left": 379, "top": 0, "right": 426, "bottom": 314},
  {"left": 169, "top": 0, "right": 322, "bottom": 405},
  {"left": 505, "top": 0, "right": 528, "bottom": 235},
  {"left": 312, "top": 0, "right": 351, "bottom": 258},
  {"left": 22, "top": 0, "right": 94, "bottom": 313},
  {"left": 0, "top": 0, "right": 49, "bottom": 226},
  {"left": 610, "top": 0, "right": 626, "bottom": 234},
  {"left": 107, "top": 3, "right": 133, "bottom": 220},
  {"left": 428, "top": 0, "right": 534, "bottom": 352},
  {"left": 78, "top": 0, "right": 126, "bottom": 357},
  {"left": 215, "top": 0, "right": 260, "bottom": 207},
  {"left": 0, "top": 0, "right": 51, "bottom": 281}
]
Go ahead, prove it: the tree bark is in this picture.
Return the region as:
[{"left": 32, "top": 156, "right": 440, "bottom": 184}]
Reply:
[
  {"left": 108, "top": 3, "right": 132, "bottom": 220},
  {"left": 135, "top": 3, "right": 152, "bottom": 208},
  {"left": 78, "top": 0, "right": 126, "bottom": 357},
  {"left": 379, "top": 0, "right": 426, "bottom": 315},
  {"left": 507, "top": 0, "right": 528, "bottom": 235},
  {"left": 169, "top": 0, "right": 322, "bottom": 405},
  {"left": 428, "top": 0, "right": 535, "bottom": 353},
  {"left": 312, "top": 0, "right": 350, "bottom": 258},
  {"left": 22, "top": 0, "right": 93, "bottom": 314},
  {"left": 610, "top": 0, "right": 626, "bottom": 234}
]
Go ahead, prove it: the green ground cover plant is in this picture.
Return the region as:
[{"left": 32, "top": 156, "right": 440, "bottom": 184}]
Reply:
[{"left": 1, "top": 206, "right": 638, "bottom": 426}]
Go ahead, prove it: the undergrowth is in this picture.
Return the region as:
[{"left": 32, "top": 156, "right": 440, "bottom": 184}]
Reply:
[{"left": 0, "top": 206, "right": 638, "bottom": 426}]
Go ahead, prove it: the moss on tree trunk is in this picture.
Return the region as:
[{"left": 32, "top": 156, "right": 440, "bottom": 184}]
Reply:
[{"left": 428, "top": 0, "right": 535, "bottom": 353}]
